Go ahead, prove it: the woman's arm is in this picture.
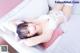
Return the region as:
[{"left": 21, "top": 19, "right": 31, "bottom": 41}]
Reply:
[
  {"left": 18, "top": 3, "right": 73, "bottom": 47},
  {"left": 19, "top": 30, "right": 53, "bottom": 46}
]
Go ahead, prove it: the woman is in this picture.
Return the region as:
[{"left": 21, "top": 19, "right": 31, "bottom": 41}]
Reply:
[
  {"left": 16, "top": 10, "right": 65, "bottom": 47},
  {"left": 16, "top": 0, "right": 73, "bottom": 47},
  {"left": 0, "top": 0, "right": 73, "bottom": 52}
]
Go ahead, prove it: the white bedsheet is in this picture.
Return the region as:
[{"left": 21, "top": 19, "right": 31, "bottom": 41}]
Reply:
[
  {"left": 45, "top": 3, "right": 80, "bottom": 53},
  {"left": 0, "top": 0, "right": 80, "bottom": 53}
]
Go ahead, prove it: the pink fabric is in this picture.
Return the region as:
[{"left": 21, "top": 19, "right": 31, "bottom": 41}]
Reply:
[
  {"left": 0, "top": 0, "right": 22, "bottom": 45},
  {"left": 0, "top": 0, "right": 63, "bottom": 49},
  {"left": 0, "top": 38, "right": 7, "bottom": 44},
  {"left": 0, "top": 0, "right": 22, "bottom": 17},
  {"left": 41, "top": 27, "right": 63, "bottom": 49}
]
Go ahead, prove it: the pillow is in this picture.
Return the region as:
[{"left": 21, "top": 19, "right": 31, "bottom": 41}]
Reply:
[{"left": 41, "top": 27, "right": 63, "bottom": 49}]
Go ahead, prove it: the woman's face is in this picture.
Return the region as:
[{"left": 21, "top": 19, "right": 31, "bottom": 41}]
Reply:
[
  {"left": 26, "top": 23, "right": 37, "bottom": 37},
  {"left": 17, "top": 22, "right": 40, "bottom": 39}
]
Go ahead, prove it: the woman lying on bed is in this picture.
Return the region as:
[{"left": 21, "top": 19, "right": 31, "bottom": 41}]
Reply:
[
  {"left": 16, "top": 10, "right": 65, "bottom": 47},
  {"left": 16, "top": 4, "right": 73, "bottom": 47},
  {"left": 0, "top": 3, "right": 73, "bottom": 52}
]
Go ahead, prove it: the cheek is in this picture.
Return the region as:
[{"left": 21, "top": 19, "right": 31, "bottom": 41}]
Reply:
[{"left": 29, "top": 26, "right": 36, "bottom": 34}]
